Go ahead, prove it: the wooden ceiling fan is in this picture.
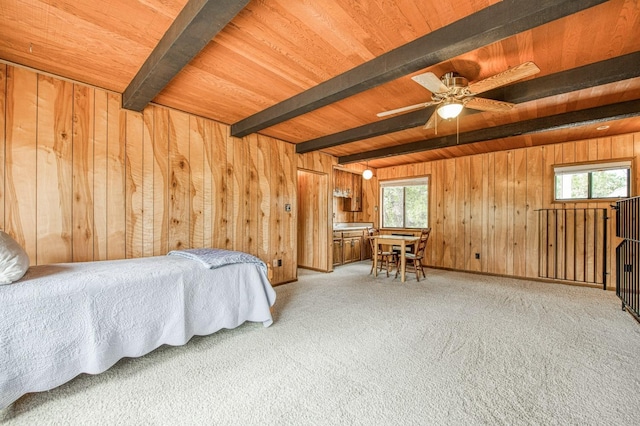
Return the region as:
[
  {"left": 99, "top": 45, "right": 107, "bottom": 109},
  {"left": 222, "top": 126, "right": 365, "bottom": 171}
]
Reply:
[{"left": 377, "top": 62, "right": 540, "bottom": 130}]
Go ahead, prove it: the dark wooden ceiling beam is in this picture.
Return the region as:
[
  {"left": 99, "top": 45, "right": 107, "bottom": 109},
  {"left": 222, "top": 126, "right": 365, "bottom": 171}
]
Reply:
[
  {"left": 122, "top": 0, "right": 249, "bottom": 111},
  {"left": 230, "top": 0, "right": 607, "bottom": 138},
  {"left": 481, "top": 51, "right": 640, "bottom": 104},
  {"left": 296, "top": 107, "right": 435, "bottom": 154},
  {"left": 297, "top": 52, "right": 640, "bottom": 154},
  {"left": 338, "top": 99, "right": 640, "bottom": 164}
]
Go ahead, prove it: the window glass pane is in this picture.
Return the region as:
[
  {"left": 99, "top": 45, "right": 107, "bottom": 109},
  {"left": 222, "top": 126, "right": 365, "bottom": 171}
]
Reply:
[
  {"left": 555, "top": 172, "right": 588, "bottom": 199},
  {"left": 591, "top": 169, "right": 629, "bottom": 198},
  {"left": 554, "top": 161, "right": 631, "bottom": 201},
  {"left": 382, "top": 187, "right": 404, "bottom": 227},
  {"left": 404, "top": 185, "right": 428, "bottom": 228}
]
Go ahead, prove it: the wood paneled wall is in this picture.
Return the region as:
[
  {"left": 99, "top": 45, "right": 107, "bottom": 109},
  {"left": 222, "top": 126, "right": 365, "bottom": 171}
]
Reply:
[
  {"left": 0, "top": 63, "right": 296, "bottom": 284},
  {"left": 377, "top": 134, "right": 640, "bottom": 289}
]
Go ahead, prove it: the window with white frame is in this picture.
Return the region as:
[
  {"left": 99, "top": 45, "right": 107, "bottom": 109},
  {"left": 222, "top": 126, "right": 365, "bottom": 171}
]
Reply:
[
  {"left": 380, "top": 177, "right": 429, "bottom": 228},
  {"left": 554, "top": 160, "right": 632, "bottom": 201}
]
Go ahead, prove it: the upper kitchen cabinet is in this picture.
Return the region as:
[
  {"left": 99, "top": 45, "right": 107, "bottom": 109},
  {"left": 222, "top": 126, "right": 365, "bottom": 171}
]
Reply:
[
  {"left": 333, "top": 169, "right": 351, "bottom": 198},
  {"left": 333, "top": 169, "right": 362, "bottom": 212},
  {"left": 343, "top": 173, "right": 362, "bottom": 212}
]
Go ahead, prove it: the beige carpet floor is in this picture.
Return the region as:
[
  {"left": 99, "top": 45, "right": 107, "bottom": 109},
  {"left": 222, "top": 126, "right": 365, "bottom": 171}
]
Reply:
[{"left": 2, "top": 262, "right": 640, "bottom": 425}]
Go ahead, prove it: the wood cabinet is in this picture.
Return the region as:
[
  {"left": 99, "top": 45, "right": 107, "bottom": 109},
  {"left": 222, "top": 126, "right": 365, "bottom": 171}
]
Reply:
[
  {"left": 333, "top": 169, "right": 362, "bottom": 212},
  {"left": 333, "top": 169, "right": 352, "bottom": 198},
  {"left": 342, "top": 173, "right": 362, "bottom": 212},
  {"left": 343, "top": 236, "right": 362, "bottom": 263},
  {"left": 333, "top": 230, "right": 368, "bottom": 266},
  {"left": 342, "top": 237, "right": 353, "bottom": 263},
  {"left": 332, "top": 237, "right": 343, "bottom": 267}
]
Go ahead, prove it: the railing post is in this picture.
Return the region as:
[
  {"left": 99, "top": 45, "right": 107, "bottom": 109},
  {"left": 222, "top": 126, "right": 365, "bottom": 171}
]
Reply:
[
  {"left": 603, "top": 209, "right": 607, "bottom": 290},
  {"left": 615, "top": 196, "right": 640, "bottom": 323}
]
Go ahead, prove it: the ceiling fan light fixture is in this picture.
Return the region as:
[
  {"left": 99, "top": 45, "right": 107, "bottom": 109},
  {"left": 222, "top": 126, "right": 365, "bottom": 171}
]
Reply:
[{"left": 437, "top": 100, "right": 464, "bottom": 120}]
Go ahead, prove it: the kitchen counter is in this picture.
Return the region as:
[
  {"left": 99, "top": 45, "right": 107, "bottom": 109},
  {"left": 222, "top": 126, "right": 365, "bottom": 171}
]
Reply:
[
  {"left": 332, "top": 223, "right": 373, "bottom": 266},
  {"left": 333, "top": 222, "right": 373, "bottom": 232}
]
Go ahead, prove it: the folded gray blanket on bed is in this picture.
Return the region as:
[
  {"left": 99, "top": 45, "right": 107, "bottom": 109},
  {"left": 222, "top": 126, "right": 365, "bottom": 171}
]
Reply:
[{"left": 167, "top": 248, "right": 266, "bottom": 272}]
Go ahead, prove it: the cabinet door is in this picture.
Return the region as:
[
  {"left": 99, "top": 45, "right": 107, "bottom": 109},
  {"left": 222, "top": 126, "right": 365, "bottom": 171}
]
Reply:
[
  {"left": 352, "top": 237, "right": 362, "bottom": 261},
  {"left": 333, "top": 239, "right": 343, "bottom": 266},
  {"left": 334, "top": 169, "right": 352, "bottom": 198},
  {"left": 342, "top": 196, "right": 355, "bottom": 212},
  {"left": 342, "top": 238, "right": 353, "bottom": 264},
  {"left": 352, "top": 174, "right": 362, "bottom": 211},
  {"left": 341, "top": 173, "right": 362, "bottom": 212},
  {"left": 333, "top": 169, "right": 343, "bottom": 197},
  {"left": 362, "top": 235, "right": 372, "bottom": 260}
]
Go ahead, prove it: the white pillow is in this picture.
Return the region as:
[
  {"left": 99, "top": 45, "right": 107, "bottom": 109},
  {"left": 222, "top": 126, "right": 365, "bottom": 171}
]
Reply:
[{"left": 0, "top": 230, "right": 30, "bottom": 285}]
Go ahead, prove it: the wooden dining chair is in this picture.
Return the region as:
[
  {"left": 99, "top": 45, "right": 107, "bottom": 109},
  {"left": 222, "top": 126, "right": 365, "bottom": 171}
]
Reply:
[
  {"left": 397, "top": 231, "right": 430, "bottom": 281},
  {"left": 367, "top": 228, "right": 396, "bottom": 276}
]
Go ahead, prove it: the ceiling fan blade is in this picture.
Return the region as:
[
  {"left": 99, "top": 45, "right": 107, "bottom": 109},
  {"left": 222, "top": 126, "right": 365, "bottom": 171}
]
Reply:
[
  {"left": 377, "top": 101, "right": 435, "bottom": 118},
  {"left": 423, "top": 111, "right": 437, "bottom": 129},
  {"left": 465, "top": 97, "right": 515, "bottom": 112},
  {"left": 468, "top": 61, "right": 540, "bottom": 95},
  {"left": 412, "top": 72, "right": 448, "bottom": 94}
]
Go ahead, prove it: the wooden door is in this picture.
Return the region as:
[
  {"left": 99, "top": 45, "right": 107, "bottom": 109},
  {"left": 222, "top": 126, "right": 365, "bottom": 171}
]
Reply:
[{"left": 297, "top": 170, "right": 330, "bottom": 271}]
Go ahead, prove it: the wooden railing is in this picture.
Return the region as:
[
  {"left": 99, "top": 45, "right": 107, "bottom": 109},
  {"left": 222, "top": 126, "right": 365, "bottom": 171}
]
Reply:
[
  {"left": 537, "top": 208, "right": 608, "bottom": 288},
  {"left": 615, "top": 196, "right": 640, "bottom": 322},
  {"left": 616, "top": 196, "right": 639, "bottom": 241}
]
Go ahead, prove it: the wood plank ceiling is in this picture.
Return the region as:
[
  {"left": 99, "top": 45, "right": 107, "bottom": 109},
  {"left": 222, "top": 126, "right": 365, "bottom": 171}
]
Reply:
[{"left": 1, "top": 0, "right": 639, "bottom": 169}]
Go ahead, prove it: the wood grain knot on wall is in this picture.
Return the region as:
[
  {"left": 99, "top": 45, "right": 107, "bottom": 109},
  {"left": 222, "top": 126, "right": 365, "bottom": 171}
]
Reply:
[{"left": 0, "top": 63, "right": 297, "bottom": 284}]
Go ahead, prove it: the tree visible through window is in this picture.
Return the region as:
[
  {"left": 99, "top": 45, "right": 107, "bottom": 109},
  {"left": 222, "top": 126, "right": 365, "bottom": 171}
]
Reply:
[
  {"left": 554, "top": 161, "right": 631, "bottom": 201},
  {"left": 381, "top": 178, "right": 428, "bottom": 228}
]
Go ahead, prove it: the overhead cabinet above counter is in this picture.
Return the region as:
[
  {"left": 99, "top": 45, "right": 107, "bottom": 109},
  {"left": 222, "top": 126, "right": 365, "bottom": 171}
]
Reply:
[
  {"left": 333, "top": 169, "right": 353, "bottom": 197},
  {"left": 333, "top": 169, "right": 362, "bottom": 212}
]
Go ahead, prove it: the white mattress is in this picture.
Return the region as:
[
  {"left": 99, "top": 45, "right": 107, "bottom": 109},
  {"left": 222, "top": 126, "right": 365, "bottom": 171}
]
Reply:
[{"left": 0, "top": 255, "right": 276, "bottom": 409}]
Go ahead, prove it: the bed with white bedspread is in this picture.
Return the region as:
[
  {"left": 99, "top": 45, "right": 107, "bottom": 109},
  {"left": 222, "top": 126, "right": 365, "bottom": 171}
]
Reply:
[{"left": 0, "top": 248, "right": 276, "bottom": 409}]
